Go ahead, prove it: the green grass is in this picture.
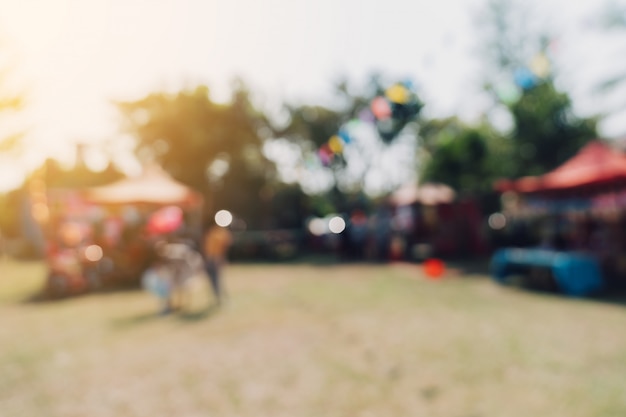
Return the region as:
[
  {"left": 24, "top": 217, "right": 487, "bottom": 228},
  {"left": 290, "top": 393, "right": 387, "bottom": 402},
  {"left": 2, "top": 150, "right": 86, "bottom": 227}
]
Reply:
[{"left": 1, "top": 258, "right": 626, "bottom": 416}]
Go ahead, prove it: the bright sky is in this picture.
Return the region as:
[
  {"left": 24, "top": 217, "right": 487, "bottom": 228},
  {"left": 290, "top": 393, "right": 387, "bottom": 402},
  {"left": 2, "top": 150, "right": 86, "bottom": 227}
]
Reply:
[{"left": 0, "top": 0, "right": 623, "bottom": 191}]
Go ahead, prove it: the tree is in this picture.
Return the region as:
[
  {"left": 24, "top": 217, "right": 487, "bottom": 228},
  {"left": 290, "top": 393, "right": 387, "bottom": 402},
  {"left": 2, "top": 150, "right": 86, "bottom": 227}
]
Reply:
[
  {"left": 478, "top": 0, "right": 597, "bottom": 179},
  {"left": 30, "top": 156, "right": 125, "bottom": 189},
  {"left": 419, "top": 0, "right": 598, "bottom": 210},
  {"left": 478, "top": 0, "right": 552, "bottom": 82},
  {"left": 420, "top": 118, "right": 508, "bottom": 195},
  {"left": 117, "top": 83, "right": 278, "bottom": 228},
  {"left": 0, "top": 39, "right": 26, "bottom": 241},
  {"left": 507, "top": 80, "right": 597, "bottom": 177}
]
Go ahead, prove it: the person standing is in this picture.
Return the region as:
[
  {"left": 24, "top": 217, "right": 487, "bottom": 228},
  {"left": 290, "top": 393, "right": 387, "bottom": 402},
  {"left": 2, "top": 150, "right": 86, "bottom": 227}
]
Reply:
[{"left": 203, "top": 222, "right": 233, "bottom": 305}]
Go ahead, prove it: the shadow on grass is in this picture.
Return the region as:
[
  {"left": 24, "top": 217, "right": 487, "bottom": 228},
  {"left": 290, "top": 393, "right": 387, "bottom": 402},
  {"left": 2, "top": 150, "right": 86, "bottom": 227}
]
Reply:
[
  {"left": 588, "top": 289, "right": 626, "bottom": 307},
  {"left": 111, "top": 303, "right": 221, "bottom": 329},
  {"left": 177, "top": 303, "right": 221, "bottom": 323},
  {"left": 444, "top": 257, "right": 492, "bottom": 277},
  {"left": 111, "top": 311, "right": 163, "bottom": 329},
  {"left": 491, "top": 273, "right": 626, "bottom": 308},
  {"left": 21, "top": 283, "right": 142, "bottom": 305},
  {"left": 20, "top": 291, "right": 85, "bottom": 305},
  {"left": 232, "top": 254, "right": 342, "bottom": 266}
]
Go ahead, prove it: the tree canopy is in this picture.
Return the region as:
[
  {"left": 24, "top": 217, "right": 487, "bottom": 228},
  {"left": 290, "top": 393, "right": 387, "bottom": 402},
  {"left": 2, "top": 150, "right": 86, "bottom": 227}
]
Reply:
[{"left": 116, "top": 84, "right": 280, "bottom": 227}]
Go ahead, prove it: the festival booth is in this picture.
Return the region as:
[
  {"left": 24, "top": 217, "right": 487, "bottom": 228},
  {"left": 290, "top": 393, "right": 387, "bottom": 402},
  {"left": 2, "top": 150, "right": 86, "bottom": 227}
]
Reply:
[
  {"left": 491, "top": 140, "right": 626, "bottom": 295},
  {"left": 390, "top": 183, "right": 486, "bottom": 260},
  {"left": 43, "top": 165, "right": 203, "bottom": 297}
]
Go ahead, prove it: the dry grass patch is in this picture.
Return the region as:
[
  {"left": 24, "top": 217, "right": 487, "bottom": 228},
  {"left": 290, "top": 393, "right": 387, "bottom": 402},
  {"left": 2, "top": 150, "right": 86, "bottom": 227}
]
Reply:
[{"left": 1, "top": 259, "right": 626, "bottom": 417}]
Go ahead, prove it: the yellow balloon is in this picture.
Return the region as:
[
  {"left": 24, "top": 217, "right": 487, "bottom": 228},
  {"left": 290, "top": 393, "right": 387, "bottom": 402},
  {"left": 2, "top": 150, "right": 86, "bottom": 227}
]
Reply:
[
  {"left": 530, "top": 54, "right": 550, "bottom": 79},
  {"left": 385, "top": 84, "right": 410, "bottom": 104},
  {"left": 328, "top": 135, "right": 343, "bottom": 153}
]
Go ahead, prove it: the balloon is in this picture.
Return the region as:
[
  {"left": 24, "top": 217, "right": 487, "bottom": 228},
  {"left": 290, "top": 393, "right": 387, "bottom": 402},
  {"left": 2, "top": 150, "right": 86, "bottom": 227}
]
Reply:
[
  {"left": 346, "top": 119, "right": 360, "bottom": 130},
  {"left": 371, "top": 97, "right": 392, "bottom": 120},
  {"left": 529, "top": 53, "right": 550, "bottom": 79},
  {"left": 146, "top": 205, "right": 183, "bottom": 235},
  {"left": 377, "top": 118, "right": 396, "bottom": 143},
  {"left": 328, "top": 135, "right": 343, "bottom": 153},
  {"left": 359, "top": 108, "right": 375, "bottom": 123},
  {"left": 514, "top": 67, "right": 537, "bottom": 90},
  {"left": 318, "top": 145, "right": 333, "bottom": 167},
  {"left": 385, "top": 83, "right": 411, "bottom": 104},
  {"left": 548, "top": 38, "right": 560, "bottom": 55},
  {"left": 391, "top": 102, "right": 414, "bottom": 122},
  {"left": 377, "top": 118, "right": 394, "bottom": 133},
  {"left": 338, "top": 130, "right": 352, "bottom": 144},
  {"left": 496, "top": 83, "right": 522, "bottom": 105}
]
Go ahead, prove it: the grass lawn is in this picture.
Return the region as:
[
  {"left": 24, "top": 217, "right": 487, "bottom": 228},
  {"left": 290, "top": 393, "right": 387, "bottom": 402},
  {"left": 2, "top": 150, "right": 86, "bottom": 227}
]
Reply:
[{"left": 1, "top": 257, "right": 626, "bottom": 417}]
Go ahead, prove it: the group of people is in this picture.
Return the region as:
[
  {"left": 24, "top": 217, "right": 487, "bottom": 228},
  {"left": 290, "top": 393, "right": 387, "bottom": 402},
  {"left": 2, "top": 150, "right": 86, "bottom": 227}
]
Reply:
[{"left": 143, "top": 220, "right": 233, "bottom": 314}]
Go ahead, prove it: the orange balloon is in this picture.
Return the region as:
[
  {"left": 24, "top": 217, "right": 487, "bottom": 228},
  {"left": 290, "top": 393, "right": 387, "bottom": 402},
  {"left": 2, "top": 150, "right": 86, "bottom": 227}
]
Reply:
[{"left": 424, "top": 258, "right": 445, "bottom": 279}]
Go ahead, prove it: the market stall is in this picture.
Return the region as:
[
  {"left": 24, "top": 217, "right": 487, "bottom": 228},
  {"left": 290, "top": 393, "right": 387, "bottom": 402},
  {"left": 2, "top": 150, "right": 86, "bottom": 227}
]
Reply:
[
  {"left": 43, "top": 165, "right": 203, "bottom": 297},
  {"left": 389, "top": 182, "right": 486, "bottom": 259},
  {"left": 492, "top": 140, "right": 626, "bottom": 294}
]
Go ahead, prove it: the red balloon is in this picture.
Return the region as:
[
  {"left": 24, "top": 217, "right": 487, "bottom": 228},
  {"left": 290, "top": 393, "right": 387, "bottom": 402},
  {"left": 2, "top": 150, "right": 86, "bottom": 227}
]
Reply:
[
  {"left": 146, "top": 206, "right": 183, "bottom": 235},
  {"left": 371, "top": 97, "right": 392, "bottom": 120}
]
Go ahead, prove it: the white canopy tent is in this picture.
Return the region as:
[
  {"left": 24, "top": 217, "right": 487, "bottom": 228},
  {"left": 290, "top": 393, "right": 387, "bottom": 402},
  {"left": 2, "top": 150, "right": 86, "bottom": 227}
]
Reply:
[{"left": 83, "top": 165, "right": 202, "bottom": 207}]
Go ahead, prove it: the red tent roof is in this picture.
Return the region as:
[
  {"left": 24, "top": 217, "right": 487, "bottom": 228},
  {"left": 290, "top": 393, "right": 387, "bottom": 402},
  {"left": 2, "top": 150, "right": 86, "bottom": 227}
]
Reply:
[{"left": 495, "top": 141, "right": 626, "bottom": 193}]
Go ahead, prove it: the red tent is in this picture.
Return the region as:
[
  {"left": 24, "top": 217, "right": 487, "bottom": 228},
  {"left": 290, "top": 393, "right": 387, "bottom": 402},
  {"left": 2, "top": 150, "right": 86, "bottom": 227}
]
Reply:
[{"left": 494, "top": 141, "right": 626, "bottom": 194}]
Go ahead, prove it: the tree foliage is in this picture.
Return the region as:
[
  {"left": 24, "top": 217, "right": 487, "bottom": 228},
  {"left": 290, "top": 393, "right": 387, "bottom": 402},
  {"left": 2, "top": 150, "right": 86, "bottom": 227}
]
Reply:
[
  {"left": 420, "top": 118, "right": 508, "bottom": 195},
  {"left": 117, "top": 84, "right": 279, "bottom": 227},
  {"left": 508, "top": 81, "right": 597, "bottom": 177},
  {"left": 0, "top": 40, "right": 26, "bottom": 239},
  {"left": 421, "top": 0, "right": 598, "bottom": 198}
]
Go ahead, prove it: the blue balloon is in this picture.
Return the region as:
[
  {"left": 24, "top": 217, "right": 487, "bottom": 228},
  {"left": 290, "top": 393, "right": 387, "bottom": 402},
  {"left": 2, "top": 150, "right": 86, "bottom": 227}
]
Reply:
[
  {"left": 338, "top": 130, "right": 352, "bottom": 144},
  {"left": 514, "top": 67, "right": 537, "bottom": 90}
]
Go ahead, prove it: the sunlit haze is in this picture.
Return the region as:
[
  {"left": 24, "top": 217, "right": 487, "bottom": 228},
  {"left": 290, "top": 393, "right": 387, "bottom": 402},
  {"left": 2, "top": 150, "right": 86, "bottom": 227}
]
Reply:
[{"left": 0, "top": 0, "right": 621, "bottom": 191}]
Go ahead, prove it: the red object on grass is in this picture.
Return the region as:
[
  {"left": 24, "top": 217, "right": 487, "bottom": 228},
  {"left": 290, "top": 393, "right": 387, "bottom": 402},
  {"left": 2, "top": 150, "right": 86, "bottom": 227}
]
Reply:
[{"left": 424, "top": 258, "right": 445, "bottom": 279}]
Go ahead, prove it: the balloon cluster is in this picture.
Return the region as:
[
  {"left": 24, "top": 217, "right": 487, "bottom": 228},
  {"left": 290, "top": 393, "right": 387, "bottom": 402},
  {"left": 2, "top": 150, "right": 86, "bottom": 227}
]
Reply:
[
  {"left": 371, "top": 81, "right": 423, "bottom": 143},
  {"left": 315, "top": 80, "right": 423, "bottom": 167},
  {"left": 317, "top": 129, "right": 353, "bottom": 167},
  {"left": 495, "top": 52, "right": 551, "bottom": 106}
]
